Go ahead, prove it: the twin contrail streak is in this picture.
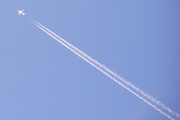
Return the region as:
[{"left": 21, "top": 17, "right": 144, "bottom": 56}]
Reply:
[
  {"left": 31, "top": 20, "right": 175, "bottom": 120},
  {"left": 33, "top": 20, "right": 180, "bottom": 119}
]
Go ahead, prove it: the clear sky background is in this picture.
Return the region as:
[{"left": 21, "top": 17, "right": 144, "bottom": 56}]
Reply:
[{"left": 0, "top": 0, "right": 180, "bottom": 120}]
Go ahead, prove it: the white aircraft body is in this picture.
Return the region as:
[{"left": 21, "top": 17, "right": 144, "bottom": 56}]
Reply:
[{"left": 17, "top": 9, "right": 25, "bottom": 16}]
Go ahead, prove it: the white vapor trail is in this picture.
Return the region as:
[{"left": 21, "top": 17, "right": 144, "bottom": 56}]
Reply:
[
  {"left": 33, "top": 20, "right": 180, "bottom": 119},
  {"left": 31, "top": 21, "right": 175, "bottom": 120}
]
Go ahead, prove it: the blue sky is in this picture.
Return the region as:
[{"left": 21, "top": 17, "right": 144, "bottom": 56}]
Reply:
[{"left": 0, "top": 0, "right": 180, "bottom": 120}]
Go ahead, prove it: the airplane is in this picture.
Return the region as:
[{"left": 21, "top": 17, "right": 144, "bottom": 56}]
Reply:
[{"left": 17, "top": 9, "right": 25, "bottom": 16}]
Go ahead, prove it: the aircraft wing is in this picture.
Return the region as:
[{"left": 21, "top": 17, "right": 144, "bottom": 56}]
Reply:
[{"left": 22, "top": 10, "right": 24, "bottom": 12}]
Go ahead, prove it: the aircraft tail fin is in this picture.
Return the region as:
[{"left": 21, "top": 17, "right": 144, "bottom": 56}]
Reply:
[{"left": 22, "top": 13, "right": 25, "bottom": 16}]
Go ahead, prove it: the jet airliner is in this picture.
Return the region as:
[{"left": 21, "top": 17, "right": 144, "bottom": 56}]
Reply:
[{"left": 17, "top": 9, "right": 25, "bottom": 16}]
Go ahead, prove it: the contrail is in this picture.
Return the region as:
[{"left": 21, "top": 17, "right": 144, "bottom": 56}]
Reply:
[
  {"left": 31, "top": 21, "right": 174, "bottom": 120},
  {"left": 31, "top": 21, "right": 175, "bottom": 120},
  {"left": 33, "top": 20, "right": 180, "bottom": 119}
]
